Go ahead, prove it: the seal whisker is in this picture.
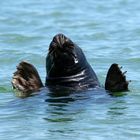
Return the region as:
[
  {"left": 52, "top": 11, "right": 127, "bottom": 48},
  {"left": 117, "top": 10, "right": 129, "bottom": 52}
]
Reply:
[{"left": 123, "top": 71, "right": 127, "bottom": 75}]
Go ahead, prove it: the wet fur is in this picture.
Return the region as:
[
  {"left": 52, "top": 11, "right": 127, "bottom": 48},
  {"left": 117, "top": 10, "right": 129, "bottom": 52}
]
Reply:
[{"left": 12, "top": 61, "right": 43, "bottom": 94}]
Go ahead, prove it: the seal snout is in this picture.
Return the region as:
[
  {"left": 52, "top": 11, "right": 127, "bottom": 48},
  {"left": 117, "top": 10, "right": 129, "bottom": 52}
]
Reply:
[
  {"left": 49, "top": 33, "right": 74, "bottom": 51},
  {"left": 53, "top": 33, "right": 67, "bottom": 48}
]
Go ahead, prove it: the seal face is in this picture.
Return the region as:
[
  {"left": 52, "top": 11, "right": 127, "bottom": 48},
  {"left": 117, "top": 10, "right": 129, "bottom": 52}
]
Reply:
[{"left": 45, "top": 34, "right": 100, "bottom": 89}]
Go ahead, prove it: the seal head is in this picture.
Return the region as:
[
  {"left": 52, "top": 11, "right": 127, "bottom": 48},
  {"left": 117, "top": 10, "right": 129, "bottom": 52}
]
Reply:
[{"left": 46, "top": 34, "right": 100, "bottom": 89}]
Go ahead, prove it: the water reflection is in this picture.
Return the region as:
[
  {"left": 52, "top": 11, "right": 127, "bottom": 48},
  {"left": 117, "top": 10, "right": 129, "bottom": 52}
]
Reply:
[
  {"left": 3, "top": 86, "right": 129, "bottom": 139},
  {"left": 44, "top": 87, "right": 95, "bottom": 123},
  {"left": 46, "top": 87, "right": 75, "bottom": 104},
  {"left": 107, "top": 97, "right": 128, "bottom": 118}
]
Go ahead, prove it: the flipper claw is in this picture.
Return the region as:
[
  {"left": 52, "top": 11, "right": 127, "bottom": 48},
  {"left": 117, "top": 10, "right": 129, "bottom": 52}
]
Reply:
[
  {"left": 119, "top": 66, "right": 123, "bottom": 69},
  {"left": 123, "top": 71, "right": 127, "bottom": 75}
]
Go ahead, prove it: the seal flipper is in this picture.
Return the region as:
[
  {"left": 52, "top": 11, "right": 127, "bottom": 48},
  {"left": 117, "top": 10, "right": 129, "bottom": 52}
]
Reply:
[
  {"left": 12, "top": 61, "right": 43, "bottom": 94},
  {"left": 105, "top": 63, "right": 129, "bottom": 92}
]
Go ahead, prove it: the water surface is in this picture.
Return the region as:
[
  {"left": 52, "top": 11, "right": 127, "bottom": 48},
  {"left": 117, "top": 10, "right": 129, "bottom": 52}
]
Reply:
[{"left": 0, "top": 0, "right": 140, "bottom": 140}]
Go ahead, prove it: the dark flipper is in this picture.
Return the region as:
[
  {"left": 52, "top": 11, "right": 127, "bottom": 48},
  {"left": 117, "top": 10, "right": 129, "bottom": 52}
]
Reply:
[
  {"left": 12, "top": 61, "right": 43, "bottom": 94},
  {"left": 105, "top": 63, "right": 130, "bottom": 92}
]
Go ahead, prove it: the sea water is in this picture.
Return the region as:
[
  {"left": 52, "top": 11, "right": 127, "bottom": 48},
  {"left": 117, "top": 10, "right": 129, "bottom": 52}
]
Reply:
[{"left": 0, "top": 0, "right": 140, "bottom": 139}]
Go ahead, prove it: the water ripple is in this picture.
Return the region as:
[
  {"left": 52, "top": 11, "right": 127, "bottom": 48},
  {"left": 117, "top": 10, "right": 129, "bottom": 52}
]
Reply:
[{"left": 0, "top": 0, "right": 140, "bottom": 140}]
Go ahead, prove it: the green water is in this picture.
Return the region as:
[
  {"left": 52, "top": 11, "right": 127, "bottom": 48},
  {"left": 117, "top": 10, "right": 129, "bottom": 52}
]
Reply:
[{"left": 0, "top": 0, "right": 140, "bottom": 139}]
